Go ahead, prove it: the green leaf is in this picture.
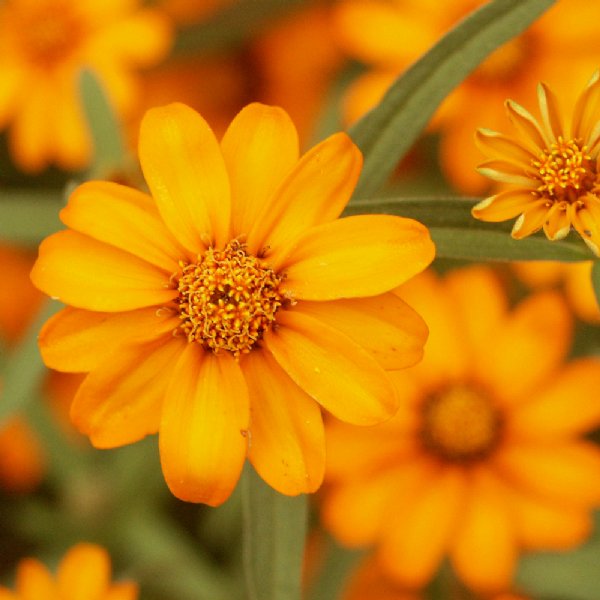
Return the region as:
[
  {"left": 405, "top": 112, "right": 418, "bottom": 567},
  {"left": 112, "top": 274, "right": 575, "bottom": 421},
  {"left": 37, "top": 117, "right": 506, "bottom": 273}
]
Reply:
[
  {"left": 241, "top": 463, "right": 307, "bottom": 600},
  {"left": 79, "top": 68, "right": 128, "bottom": 178},
  {"left": 0, "top": 190, "right": 64, "bottom": 244},
  {"left": 517, "top": 514, "right": 600, "bottom": 600},
  {"left": 344, "top": 197, "right": 592, "bottom": 262},
  {"left": 348, "top": 0, "right": 556, "bottom": 198},
  {"left": 0, "top": 299, "right": 61, "bottom": 425}
]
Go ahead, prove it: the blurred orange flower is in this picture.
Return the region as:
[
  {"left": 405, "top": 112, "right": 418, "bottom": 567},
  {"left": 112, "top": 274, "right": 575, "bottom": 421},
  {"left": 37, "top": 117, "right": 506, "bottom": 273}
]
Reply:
[
  {"left": 321, "top": 266, "right": 600, "bottom": 593},
  {"left": 31, "top": 102, "right": 434, "bottom": 506},
  {"left": 333, "top": 0, "right": 600, "bottom": 191},
  {"left": 513, "top": 261, "right": 600, "bottom": 324},
  {"left": 0, "top": 0, "right": 172, "bottom": 172},
  {"left": 0, "top": 542, "right": 138, "bottom": 599},
  {"left": 472, "top": 74, "right": 600, "bottom": 254}
]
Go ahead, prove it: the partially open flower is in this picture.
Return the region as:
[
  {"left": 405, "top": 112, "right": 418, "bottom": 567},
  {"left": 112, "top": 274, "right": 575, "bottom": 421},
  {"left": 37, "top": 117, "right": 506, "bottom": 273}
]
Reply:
[{"left": 473, "top": 72, "right": 600, "bottom": 254}]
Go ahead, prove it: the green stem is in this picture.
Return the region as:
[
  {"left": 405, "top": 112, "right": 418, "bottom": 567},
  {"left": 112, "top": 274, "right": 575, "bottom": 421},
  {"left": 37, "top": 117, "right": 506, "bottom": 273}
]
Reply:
[{"left": 241, "top": 463, "right": 307, "bottom": 600}]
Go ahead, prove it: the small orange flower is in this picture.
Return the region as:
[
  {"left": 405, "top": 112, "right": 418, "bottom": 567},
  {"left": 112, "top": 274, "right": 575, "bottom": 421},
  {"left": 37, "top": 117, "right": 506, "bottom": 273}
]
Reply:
[
  {"left": 0, "top": 543, "right": 138, "bottom": 600},
  {"left": 333, "top": 0, "right": 600, "bottom": 192},
  {"left": 31, "top": 102, "right": 435, "bottom": 506},
  {"left": 0, "top": 0, "right": 172, "bottom": 172},
  {"left": 472, "top": 73, "right": 600, "bottom": 254},
  {"left": 321, "top": 266, "right": 600, "bottom": 593}
]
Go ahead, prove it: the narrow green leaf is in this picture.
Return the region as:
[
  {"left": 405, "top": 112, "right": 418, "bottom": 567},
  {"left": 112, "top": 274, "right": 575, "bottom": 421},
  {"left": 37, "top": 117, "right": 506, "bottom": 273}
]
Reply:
[
  {"left": 0, "top": 191, "right": 64, "bottom": 244},
  {"left": 242, "top": 463, "right": 307, "bottom": 600},
  {"left": 0, "top": 299, "right": 61, "bottom": 425},
  {"left": 348, "top": 0, "right": 556, "bottom": 198},
  {"left": 344, "top": 197, "right": 591, "bottom": 262},
  {"left": 591, "top": 261, "right": 600, "bottom": 308},
  {"left": 79, "top": 68, "right": 128, "bottom": 178},
  {"left": 172, "top": 0, "right": 306, "bottom": 55}
]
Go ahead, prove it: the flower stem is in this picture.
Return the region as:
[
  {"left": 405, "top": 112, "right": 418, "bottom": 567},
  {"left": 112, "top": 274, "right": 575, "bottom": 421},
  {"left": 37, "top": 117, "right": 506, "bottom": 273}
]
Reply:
[{"left": 241, "top": 463, "right": 307, "bottom": 600}]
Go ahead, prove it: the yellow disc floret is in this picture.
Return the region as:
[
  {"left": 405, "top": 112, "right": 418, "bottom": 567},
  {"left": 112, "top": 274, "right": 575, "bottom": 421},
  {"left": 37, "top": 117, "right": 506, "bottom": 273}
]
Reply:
[
  {"left": 420, "top": 385, "right": 502, "bottom": 461},
  {"left": 175, "top": 239, "right": 285, "bottom": 358},
  {"left": 533, "top": 137, "right": 596, "bottom": 202}
]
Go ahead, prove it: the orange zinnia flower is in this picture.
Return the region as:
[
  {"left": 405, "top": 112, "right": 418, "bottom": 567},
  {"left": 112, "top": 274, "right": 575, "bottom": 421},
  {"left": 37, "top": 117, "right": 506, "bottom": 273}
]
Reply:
[
  {"left": 333, "top": 0, "right": 600, "bottom": 192},
  {"left": 0, "top": 0, "right": 172, "bottom": 172},
  {"left": 0, "top": 543, "right": 138, "bottom": 600},
  {"left": 472, "top": 73, "right": 600, "bottom": 253},
  {"left": 31, "top": 102, "right": 435, "bottom": 506},
  {"left": 321, "top": 266, "right": 600, "bottom": 593}
]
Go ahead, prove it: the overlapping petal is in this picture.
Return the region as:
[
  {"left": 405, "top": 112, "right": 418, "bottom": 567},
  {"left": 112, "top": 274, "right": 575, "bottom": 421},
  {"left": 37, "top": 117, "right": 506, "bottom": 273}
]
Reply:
[
  {"left": 241, "top": 349, "right": 324, "bottom": 495},
  {"left": 295, "top": 293, "right": 427, "bottom": 370},
  {"left": 57, "top": 544, "right": 111, "bottom": 600},
  {"left": 220, "top": 103, "right": 299, "bottom": 238},
  {"left": 139, "top": 103, "right": 231, "bottom": 251},
  {"left": 264, "top": 309, "right": 398, "bottom": 425},
  {"left": 71, "top": 337, "right": 185, "bottom": 448},
  {"left": 159, "top": 346, "right": 249, "bottom": 505},
  {"left": 31, "top": 230, "right": 177, "bottom": 311},
  {"left": 280, "top": 215, "right": 434, "bottom": 299},
  {"left": 15, "top": 559, "right": 55, "bottom": 598}
]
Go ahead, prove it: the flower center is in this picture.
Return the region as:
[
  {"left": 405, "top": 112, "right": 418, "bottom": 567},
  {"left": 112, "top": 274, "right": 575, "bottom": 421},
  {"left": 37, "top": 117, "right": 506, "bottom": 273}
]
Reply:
[
  {"left": 532, "top": 137, "right": 597, "bottom": 202},
  {"left": 420, "top": 385, "right": 502, "bottom": 462},
  {"left": 174, "top": 239, "right": 285, "bottom": 358},
  {"left": 10, "top": 3, "right": 86, "bottom": 67}
]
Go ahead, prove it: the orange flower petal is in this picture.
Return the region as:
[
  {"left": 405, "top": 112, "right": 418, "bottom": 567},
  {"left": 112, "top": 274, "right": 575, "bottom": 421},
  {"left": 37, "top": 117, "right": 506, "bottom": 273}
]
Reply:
[
  {"left": 242, "top": 349, "right": 324, "bottom": 495},
  {"left": 479, "top": 291, "right": 571, "bottom": 403},
  {"left": 72, "top": 337, "right": 185, "bottom": 448},
  {"left": 471, "top": 189, "right": 538, "bottom": 222},
  {"left": 0, "top": 588, "right": 18, "bottom": 600},
  {"left": 295, "top": 293, "right": 427, "bottom": 370},
  {"left": 572, "top": 71, "right": 600, "bottom": 141},
  {"left": 16, "top": 559, "right": 56, "bottom": 598},
  {"left": 220, "top": 103, "right": 299, "bottom": 238},
  {"left": 159, "top": 346, "right": 249, "bottom": 505},
  {"left": 249, "top": 132, "right": 362, "bottom": 262},
  {"left": 379, "top": 467, "right": 465, "bottom": 588},
  {"left": 543, "top": 202, "right": 571, "bottom": 240},
  {"left": 475, "top": 128, "right": 537, "bottom": 166},
  {"left": 280, "top": 215, "right": 434, "bottom": 300},
  {"left": 39, "top": 307, "right": 178, "bottom": 373},
  {"left": 61, "top": 181, "right": 185, "bottom": 272},
  {"left": 571, "top": 195, "right": 600, "bottom": 255},
  {"left": 477, "top": 159, "right": 536, "bottom": 186},
  {"left": 264, "top": 309, "right": 398, "bottom": 425},
  {"left": 494, "top": 440, "right": 600, "bottom": 507},
  {"left": 0, "top": 63, "right": 24, "bottom": 129},
  {"left": 449, "top": 471, "right": 517, "bottom": 593},
  {"left": 510, "top": 357, "right": 600, "bottom": 438},
  {"left": 57, "top": 543, "right": 110, "bottom": 600},
  {"left": 505, "top": 99, "right": 549, "bottom": 153},
  {"left": 139, "top": 103, "right": 231, "bottom": 251},
  {"left": 322, "top": 466, "right": 417, "bottom": 547},
  {"left": 511, "top": 200, "right": 553, "bottom": 238},
  {"left": 507, "top": 486, "right": 591, "bottom": 550},
  {"left": 537, "top": 82, "right": 564, "bottom": 141},
  {"left": 31, "top": 230, "right": 177, "bottom": 312}
]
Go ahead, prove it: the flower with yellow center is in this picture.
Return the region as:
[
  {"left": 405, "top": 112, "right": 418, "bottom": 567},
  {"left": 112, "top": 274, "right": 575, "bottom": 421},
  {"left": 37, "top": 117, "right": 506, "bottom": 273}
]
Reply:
[
  {"left": 332, "top": 0, "right": 600, "bottom": 192},
  {"left": 321, "top": 266, "right": 600, "bottom": 593},
  {"left": 0, "top": 0, "right": 172, "bottom": 172},
  {"left": 31, "top": 102, "right": 435, "bottom": 506},
  {"left": 472, "top": 73, "right": 600, "bottom": 254},
  {"left": 0, "top": 543, "right": 138, "bottom": 600}
]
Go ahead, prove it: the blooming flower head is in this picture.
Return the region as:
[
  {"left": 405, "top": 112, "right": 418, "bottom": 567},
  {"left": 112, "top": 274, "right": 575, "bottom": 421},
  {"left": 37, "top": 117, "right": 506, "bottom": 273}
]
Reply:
[
  {"left": 321, "top": 266, "right": 600, "bottom": 592},
  {"left": 0, "top": 543, "right": 138, "bottom": 600},
  {"left": 333, "top": 0, "right": 600, "bottom": 192},
  {"left": 0, "top": 0, "right": 172, "bottom": 172},
  {"left": 472, "top": 73, "right": 600, "bottom": 254},
  {"left": 31, "top": 102, "right": 435, "bottom": 506}
]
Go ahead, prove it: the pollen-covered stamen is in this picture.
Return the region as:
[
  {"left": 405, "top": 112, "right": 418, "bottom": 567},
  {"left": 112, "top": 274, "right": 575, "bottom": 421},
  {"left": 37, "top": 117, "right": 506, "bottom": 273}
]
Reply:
[
  {"left": 175, "top": 239, "right": 285, "bottom": 358},
  {"left": 532, "top": 137, "right": 597, "bottom": 202},
  {"left": 420, "top": 385, "right": 502, "bottom": 462}
]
